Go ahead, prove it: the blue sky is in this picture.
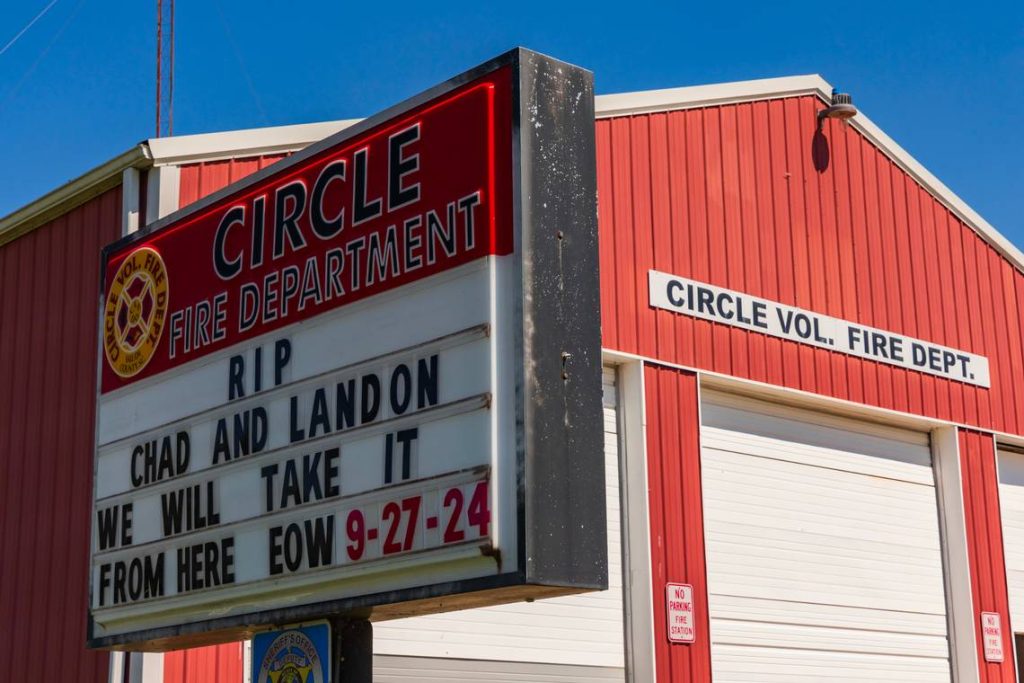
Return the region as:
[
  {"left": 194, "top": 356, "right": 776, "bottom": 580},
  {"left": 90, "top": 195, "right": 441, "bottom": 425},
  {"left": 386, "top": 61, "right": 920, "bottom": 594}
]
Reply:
[{"left": 1, "top": 1, "right": 1021, "bottom": 244}]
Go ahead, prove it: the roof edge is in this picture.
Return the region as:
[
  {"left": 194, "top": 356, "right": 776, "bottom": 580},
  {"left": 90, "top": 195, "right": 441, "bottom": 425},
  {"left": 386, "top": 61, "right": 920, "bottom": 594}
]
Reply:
[
  {"left": 0, "top": 120, "right": 360, "bottom": 247},
  {"left": 0, "top": 144, "right": 150, "bottom": 248},
  {"left": 594, "top": 74, "right": 832, "bottom": 117},
  {"left": 146, "top": 120, "right": 360, "bottom": 166}
]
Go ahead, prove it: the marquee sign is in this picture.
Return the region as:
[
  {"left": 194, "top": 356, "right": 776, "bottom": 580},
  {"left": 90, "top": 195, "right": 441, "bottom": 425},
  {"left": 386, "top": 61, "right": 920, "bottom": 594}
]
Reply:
[{"left": 88, "top": 48, "right": 604, "bottom": 649}]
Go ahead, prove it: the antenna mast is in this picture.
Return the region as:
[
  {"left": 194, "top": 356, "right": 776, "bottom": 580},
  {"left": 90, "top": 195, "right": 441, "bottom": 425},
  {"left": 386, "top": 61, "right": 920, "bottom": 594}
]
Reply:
[{"left": 156, "top": 0, "right": 174, "bottom": 137}]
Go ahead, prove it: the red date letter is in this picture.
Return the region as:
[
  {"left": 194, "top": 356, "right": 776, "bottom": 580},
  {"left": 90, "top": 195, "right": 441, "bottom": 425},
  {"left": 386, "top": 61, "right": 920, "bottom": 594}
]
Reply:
[
  {"left": 346, "top": 509, "right": 365, "bottom": 561},
  {"left": 443, "top": 487, "right": 465, "bottom": 544},
  {"left": 467, "top": 481, "right": 490, "bottom": 537},
  {"left": 401, "top": 496, "right": 421, "bottom": 551},
  {"left": 382, "top": 501, "right": 403, "bottom": 555}
]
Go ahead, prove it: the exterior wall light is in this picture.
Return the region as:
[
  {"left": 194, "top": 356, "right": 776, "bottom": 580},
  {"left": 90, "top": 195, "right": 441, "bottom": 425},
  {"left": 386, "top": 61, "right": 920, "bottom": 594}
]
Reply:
[{"left": 819, "top": 89, "right": 858, "bottom": 122}]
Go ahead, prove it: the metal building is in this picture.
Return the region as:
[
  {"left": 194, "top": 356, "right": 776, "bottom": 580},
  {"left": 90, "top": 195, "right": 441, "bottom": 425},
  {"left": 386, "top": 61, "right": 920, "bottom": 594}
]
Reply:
[{"left": 1, "top": 74, "right": 1019, "bottom": 682}]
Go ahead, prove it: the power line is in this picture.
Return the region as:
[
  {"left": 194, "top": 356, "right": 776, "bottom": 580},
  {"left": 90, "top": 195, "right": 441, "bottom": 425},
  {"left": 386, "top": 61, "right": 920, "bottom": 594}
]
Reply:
[
  {"left": 0, "top": 0, "right": 59, "bottom": 58},
  {"left": 0, "top": 0, "right": 85, "bottom": 114}
]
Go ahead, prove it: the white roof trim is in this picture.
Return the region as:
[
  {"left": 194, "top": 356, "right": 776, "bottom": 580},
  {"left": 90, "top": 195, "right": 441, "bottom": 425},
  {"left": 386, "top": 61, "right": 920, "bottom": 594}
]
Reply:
[
  {"left": 595, "top": 74, "right": 832, "bottom": 117},
  {"left": 595, "top": 74, "right": 1024, "bottom": 275},
  {"left": 146, "top": 119, "right": 360, "bottom": 166},
  {"left": 0, "top": 144, "right": 149, "bottom": 246},
  {"left": 141, "top": 76, "right": 835, "bottom": 168}
]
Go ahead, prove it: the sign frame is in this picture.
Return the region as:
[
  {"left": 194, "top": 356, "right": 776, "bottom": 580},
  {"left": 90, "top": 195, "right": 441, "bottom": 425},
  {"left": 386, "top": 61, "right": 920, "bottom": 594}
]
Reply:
[{"left": 87, "top": 47, "right": 604, "bottom": 650}]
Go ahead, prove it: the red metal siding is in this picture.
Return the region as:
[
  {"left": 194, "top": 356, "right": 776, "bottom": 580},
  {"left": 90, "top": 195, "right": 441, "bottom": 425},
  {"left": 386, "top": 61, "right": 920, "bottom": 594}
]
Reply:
[
  {"left": 164, "top": 644, "right": 244, "bottom": 683},
  {"left": 177, "top": 154, "right": 288, "bottom": 207},
  {"left": 643, "top": 363, "right": 712, "bottom": 682},
  {"left": 598, "top": 98, "right": 1024, "bottom": 437},
  {"left": 0, "top": 187, "right": 122, "bottom": 683},
  {"left": 960, "top": 429, "right": 1016, "bottom": 682}
]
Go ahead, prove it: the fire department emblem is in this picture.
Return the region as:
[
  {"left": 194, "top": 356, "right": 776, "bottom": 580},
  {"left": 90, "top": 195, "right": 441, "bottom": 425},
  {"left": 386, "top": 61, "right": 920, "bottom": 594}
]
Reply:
[
  {"left": 103, "top": 246, "right": 168, "bottom": 378},
  {"left": 256, "top": 630, "right": 325, "bottom": 683}
]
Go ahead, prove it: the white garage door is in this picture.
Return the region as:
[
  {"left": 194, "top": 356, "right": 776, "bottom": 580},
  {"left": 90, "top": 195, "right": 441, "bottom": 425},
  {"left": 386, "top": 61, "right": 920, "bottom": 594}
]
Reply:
[
  {"left": 701, "top": 391, "right": 951, "bottom": 681},
  {"left": 369, "top": 366, "right": 625, "bottom": 682},
  {"left": 998, "top": 448, "right": 1024, "bottom": 632}
]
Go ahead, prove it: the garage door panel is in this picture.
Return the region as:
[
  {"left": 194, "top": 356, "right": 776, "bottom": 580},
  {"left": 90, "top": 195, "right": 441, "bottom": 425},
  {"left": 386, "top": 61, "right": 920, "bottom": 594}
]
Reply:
[
  {"left": 702, "top": 467, "right": 943, "bottom": 530},
  {"left": 705, "top": 549, "right": 947, "bottom": 602},
  {"left": 706, "top": 543, "right": 947, "bottom": 596},
  {"left": 378, "top": 620, "right": 620, "bottom": 650},
  {"left": 701, "top": 467, "right": 940, "bottom": 519},
  {"left": 708, "top": 578, "right": 946, "bottom": 615},
  {"left": 374, "top": 656, "right": 624, "bottom": 682},
  {"left": 1000, "top": 451, "right": 1024, "bottom": 485},
  {"left": 702, "top": 445, "right": 940, "bottom": 501},
  {"left": 378, "top": 604, "right": 624, "bottom": 634},
  {"left": 1007, "top": 571, "right": 1024, "bottom": 630},
  {"left": 708, "top": 588, "right": 944, "bottom": 618},
  {"left": 704, "top": 427, "right": 934, "bottom": 484},
  {"left": 701, "top": 450, "right": 940, "bottom": 504},
  {"left": 702, "top": 477, "right": 944, "bottom": 550},
  {"left": 711, "top": 595, "right": 949, "bottom": 636},
  {"left": 712, "top": 620, "right": 951, "bottom": 657},
  {"left": 999, "top": 449, "right": 1024, "bottom": 630},
  {"left": 710, "top": 645, "right": 953, "bottom": 682},
  {"left": 702, "top": 402, "right": 931, "bottom": 459},
  {"left": 702, "top": 394, "right": 951, "bottom": 680},
  {"left": 703, "top": 497, "right": 945, "bottom": 547},
  {"left": 701, "top": 393, "right": 931, "bottom": 444},
  {"left": 701, "top": 495, "right": 942, "bottom": 550},
  {"left": 705, "top": 525, "right": 946, "bottom": 574}
]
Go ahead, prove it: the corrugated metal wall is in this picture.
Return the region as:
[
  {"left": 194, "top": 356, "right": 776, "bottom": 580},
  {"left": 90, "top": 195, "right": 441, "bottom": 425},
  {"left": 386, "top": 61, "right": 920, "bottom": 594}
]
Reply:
[
  {"left": 177, "top": 155, "right": 288, "bottom": 207},
  {"left": 597, "top": 97, "right": 1024, "bottom": 438},
  {"left": 0, "top": 187, "right": 122, "bottom": 683},
  {"left": 642, "top": 363, "right": 712, "bottom": 682},
  {"left": 960, "top": 429, "right": 1016, "bottom": 682},
  {"left": 164, "top": 644, "right": 245, "bottom": 681}
]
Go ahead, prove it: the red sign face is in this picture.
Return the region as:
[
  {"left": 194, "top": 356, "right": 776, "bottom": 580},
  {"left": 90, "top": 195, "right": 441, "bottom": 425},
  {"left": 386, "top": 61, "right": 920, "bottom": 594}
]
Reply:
[{"left": 101, "top": 68, "right": 513, "bottom": 393}]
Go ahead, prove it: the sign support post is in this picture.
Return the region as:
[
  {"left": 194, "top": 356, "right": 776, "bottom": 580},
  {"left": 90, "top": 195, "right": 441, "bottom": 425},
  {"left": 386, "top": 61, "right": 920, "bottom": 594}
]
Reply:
[{"left": 332, "top": 617, "right": 373, "bottom": 682}]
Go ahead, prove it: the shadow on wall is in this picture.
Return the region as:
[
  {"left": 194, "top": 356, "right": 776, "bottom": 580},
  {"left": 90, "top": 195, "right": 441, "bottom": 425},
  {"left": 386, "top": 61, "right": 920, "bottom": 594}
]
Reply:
[{"left": 812, "top": 125, "right": 830, "bottom": 173}]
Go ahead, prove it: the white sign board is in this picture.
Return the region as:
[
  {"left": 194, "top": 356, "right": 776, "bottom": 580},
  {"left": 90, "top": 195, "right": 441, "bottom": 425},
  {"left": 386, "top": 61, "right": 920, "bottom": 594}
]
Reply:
[
  {"left": 665, "top": 583, "right": 696, "bottom": 644},
  {"left": 981, "top": 611, "right": 1004, "bottom": 663},
  {"left": 649, "top": 270, "right": 990, "bottom": 387},
  {"left": 88, "top": 49, "right": 604, "bottom": 649}
]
